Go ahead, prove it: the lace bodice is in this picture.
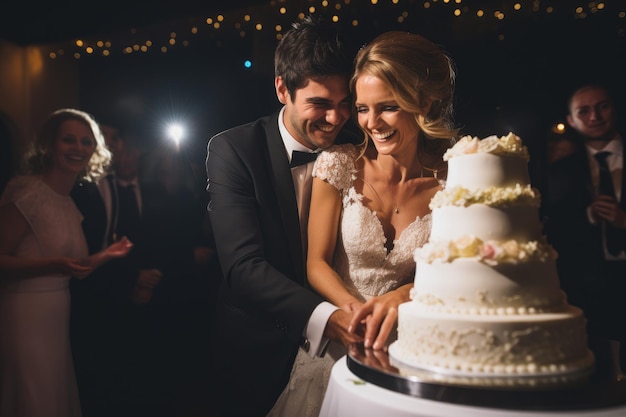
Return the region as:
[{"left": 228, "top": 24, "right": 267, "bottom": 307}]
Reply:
[{"left": 312, "top": 144, "right": 431, "bottom": 300}]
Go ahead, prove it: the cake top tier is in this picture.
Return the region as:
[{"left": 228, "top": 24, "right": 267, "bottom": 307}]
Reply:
[
  {"left": 443, "top": 132, "right": 531, "bottom": 190},
  {"left": 444, "top": 132, "right": 529, "bottom": 162}
]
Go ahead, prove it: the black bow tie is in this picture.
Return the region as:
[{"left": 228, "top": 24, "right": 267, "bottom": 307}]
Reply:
[{"left": 290, "top": 150, "right": 319, "bottom": 168}]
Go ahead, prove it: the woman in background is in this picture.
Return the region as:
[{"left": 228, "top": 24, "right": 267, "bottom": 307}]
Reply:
[
  {"left": 0, "top": 108, "right": 132, "bottom": 417},
  {"left": 268, "top": 31, "right": 458, "bottom": 417}
]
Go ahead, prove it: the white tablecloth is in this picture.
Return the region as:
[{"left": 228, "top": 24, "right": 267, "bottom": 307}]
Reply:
[{"left": 319, "top": 357, "right": 626, "bottom": 417}]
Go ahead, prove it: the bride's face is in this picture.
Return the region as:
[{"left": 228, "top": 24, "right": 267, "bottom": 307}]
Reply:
[{"left": 354, "top": 74, "right": 419, "bottom": 156}]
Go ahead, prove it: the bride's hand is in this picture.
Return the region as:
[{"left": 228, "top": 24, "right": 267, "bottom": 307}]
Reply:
[
  {"left": 348, "top": 285, "right": 411, "bottom": 350},
  {"left": 340, "top": 300, "right": 363, "bottom": 313}
]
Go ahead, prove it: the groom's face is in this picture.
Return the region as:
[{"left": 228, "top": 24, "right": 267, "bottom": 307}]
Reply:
[{"left": 276, "top": 75, "right": 351, "bottom": 151}]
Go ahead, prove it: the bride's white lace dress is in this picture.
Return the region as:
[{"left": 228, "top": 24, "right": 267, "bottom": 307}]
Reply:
[{"left": 267, "top": 144, "right": 432, "bottom": 417}]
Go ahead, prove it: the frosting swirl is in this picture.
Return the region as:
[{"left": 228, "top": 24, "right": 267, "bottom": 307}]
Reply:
[{"left": 444, "top": 132, "right": 529, "bottom": 161}]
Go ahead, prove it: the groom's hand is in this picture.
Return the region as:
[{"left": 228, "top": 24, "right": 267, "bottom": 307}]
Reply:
[{"left": 324, "top": 309, "right": 363, "bottom": 348}]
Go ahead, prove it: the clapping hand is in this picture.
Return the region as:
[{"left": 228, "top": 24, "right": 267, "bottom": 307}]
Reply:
[
  {"left": 137, "top": 268, "right": 163, "bottom": 288},
  {"left": 57, "top": 257, "right": 95, "bottom": 279},
  {"left": 77, "top": 236, "right": 133, "bottom": 273},
  {"left": 132, "top": 268, "right": 163, "bottom": 304},
  {"left": 104, "top": 236, "right": 133, "bottom": 258}
]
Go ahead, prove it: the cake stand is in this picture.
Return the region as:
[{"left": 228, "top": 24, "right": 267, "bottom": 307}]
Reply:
[{"left": 346, "top": 343, "right": 626, "bottom": 411}]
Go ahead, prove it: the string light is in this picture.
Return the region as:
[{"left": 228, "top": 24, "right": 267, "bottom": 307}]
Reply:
[{"left": 44, "top": 0, "right": 624, "bottom": 60}]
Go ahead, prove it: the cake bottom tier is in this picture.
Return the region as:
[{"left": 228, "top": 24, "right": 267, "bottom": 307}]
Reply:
[{"left": 391, "top": 303, "right": 594, "bottom": 377}]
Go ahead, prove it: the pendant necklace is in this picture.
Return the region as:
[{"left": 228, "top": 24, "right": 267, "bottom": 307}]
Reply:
[
  {"left": 361, "top": 178, "right": 401, "bottom": 214},
  {"left": 361, "top": 150, "right": 445, "bottom": 214},
  {"left": 420, "top": 166, "right": 439, "bottom": 179},
  {"left": 361, "top": 161, "right": 442, "bottom": 214}
]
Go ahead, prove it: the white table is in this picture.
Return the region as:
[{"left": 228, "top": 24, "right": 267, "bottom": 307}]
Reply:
[{"left": 319, "top": 356, "right": 626, "bottom": 417}]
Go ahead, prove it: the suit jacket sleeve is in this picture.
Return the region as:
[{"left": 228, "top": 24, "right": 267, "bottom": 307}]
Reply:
[{"left": 205, "top": 117, "right": 324, "bottom": 346}]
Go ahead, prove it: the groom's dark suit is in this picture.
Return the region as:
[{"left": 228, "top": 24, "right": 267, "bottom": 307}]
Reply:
[{"left": 206, "top": 111, "right": 356, "bottom": 416}]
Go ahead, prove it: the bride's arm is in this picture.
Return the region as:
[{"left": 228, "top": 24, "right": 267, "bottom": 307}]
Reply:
[{"left": 307, "top": 177, "right": 361, "bottom": 312}]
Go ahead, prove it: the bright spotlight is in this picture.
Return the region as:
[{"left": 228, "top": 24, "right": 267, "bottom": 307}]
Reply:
[{"left": 167, "top": 123, "right": 184, "bottom": 148}]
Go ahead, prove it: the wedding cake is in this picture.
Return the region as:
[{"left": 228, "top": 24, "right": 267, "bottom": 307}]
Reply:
[{"left": 388, "top": 133, "right": 594, "bottom": 380}]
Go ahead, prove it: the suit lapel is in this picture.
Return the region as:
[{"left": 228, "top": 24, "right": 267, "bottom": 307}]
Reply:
[{"left": 265, "top": 113, "right": 306, "bottom": 283}]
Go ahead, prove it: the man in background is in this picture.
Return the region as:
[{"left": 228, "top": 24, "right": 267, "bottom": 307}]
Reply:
[{"left": 543, "top": 83, "right": 626, "bottom": 378}]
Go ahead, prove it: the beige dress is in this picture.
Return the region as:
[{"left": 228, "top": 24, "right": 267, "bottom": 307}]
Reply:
[
  {"left": 268, "top": 144, "right": 432, "bottom": 417},
  {"left": 0, "top": 176, "right": 87, "bottom": 417}
]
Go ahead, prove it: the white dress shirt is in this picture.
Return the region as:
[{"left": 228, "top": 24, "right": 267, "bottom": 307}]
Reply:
[{"left": 278, "top": 106, "right": 338, "bottom": 357}]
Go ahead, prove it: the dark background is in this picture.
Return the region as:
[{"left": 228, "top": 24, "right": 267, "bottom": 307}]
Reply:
[{"left": 2, "top": 0, "right": 625, "bottom": 179}]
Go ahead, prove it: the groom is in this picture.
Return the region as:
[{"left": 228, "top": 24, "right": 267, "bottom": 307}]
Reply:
[{"left": 205, "top": 15, "right": 362, "bottom": 417}]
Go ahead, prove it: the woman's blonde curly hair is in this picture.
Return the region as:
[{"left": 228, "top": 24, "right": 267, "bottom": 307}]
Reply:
[{"left": 22, "top": 108, "right": 111, "bottom": 182}]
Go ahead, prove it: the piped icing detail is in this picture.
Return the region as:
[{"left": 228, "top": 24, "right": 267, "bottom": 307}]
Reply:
[
  {"left": 414, "top": 235, "right": 557, "bottom": 265},
  {"left": 443, "top": 132, "right": 529, "bottom": 161},
  {"left": 430, "top": 184, "right": 540, "bottom": 209}
]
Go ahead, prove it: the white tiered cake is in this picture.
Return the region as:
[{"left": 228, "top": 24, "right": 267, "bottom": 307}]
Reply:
[{"left": 388, "top": 133, "right": 594, "bottom": 380}]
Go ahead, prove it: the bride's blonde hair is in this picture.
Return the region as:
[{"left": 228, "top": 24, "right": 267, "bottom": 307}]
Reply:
[{"left": 350, "top": 31, "right": 458, "bottom": 172}]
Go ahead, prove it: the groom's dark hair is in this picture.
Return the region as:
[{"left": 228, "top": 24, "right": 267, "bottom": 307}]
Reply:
[{"left": 274, "top": 15, "right": 352, "bottom": 100}]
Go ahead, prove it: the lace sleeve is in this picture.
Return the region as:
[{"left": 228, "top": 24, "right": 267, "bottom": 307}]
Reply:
[{"left": 312, "top": 144, "right": 359, "bottom": 191}]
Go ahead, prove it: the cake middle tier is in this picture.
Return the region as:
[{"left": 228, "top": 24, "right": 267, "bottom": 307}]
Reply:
[
  {"left": 446, "top": 152, "right": 530, "bottom": 189},
  {"left": 412, "top": 259, "right": 566, "bottom": 312},
  {"left": 430, "top": 204, "right": 543, "bottom": 242}
]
